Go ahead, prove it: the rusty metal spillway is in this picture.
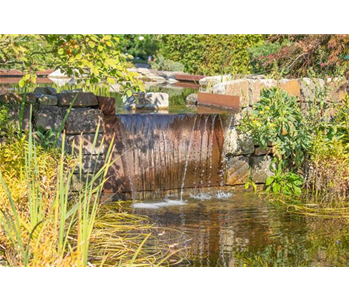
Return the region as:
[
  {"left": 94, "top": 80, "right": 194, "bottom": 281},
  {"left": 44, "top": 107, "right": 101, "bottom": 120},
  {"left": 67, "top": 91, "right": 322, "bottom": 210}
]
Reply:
[{"left": 103, "top": 113, "right": 232, "bottom": 200}]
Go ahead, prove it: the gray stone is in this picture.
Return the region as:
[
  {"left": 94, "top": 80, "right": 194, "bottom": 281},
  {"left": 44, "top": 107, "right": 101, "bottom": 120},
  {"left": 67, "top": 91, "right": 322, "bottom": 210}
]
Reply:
[
  {"left": 34, "top": 87, "right": 57, "bottom": 95},
  {"left": 75, "top": 155, "right": 105, "bottom": 174},
  {"left": 225, "top": 80, "right": 249, "bottom": 108},
  {"left": 67, "top": 134, "right": 104, "bottom": 155},
  {"left": 124, "top": 92, "right": 169, "bottom": 110},
  {"left": 34, "top": 106, "right": 64, "bottom": 130},
  {"left": 7, "top": 105, "right": 31, "bottom": 131},
  {"left": 37, "top": 94, "right": 58, "bottom": 106},
  {"left": 65, "top": 108, "right": 104, "bottom": 134},
  {"left": 0, "top": 93, "right": 36, "bottom": 104},
  {"left": 251, "top": 155, "right": 274, "bottom": 183},
  {"left": 199, "top": 75, "right": 233, "bottom": 87},
  {"left": 224, "top": 127, "right": 254, "bottom": 155},
  {"left": 186, "top": 93, "right": 198, "bottom": 107},
  {"left": 58, "top": 92, "right": 98, "bottom": 107},
  {"left": 212, "top": 83, "right": 227, "bottom": 94},
  {"left": 225, "top": 156, "right": 250, "bottom": 185},
  {"left": 299, "top": 78, "right": 325, "bottom": 101},
  {"left": 248, "top": 79, "right": 277, "bottom": 105}
]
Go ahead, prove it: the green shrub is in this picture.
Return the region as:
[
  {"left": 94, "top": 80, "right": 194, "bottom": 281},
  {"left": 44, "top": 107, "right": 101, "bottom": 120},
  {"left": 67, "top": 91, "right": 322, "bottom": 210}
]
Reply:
[
  {"left": 158, "top": 34, "right": 266, "bottom": 75},
  {"left": 150, "top": 54, "right": 184, "bottom": 72},
  {"left": 239, "top": 88, "right": 311, "bottom": 171}
]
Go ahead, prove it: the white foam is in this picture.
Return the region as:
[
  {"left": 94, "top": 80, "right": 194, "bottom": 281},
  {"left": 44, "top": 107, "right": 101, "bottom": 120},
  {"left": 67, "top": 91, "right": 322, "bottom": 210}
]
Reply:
[
  {"left": 189, "top": 191, "right": 233, "bottom": 200},
  {"left": 132, "top": 199, "right": 187, "bottom": 209}
]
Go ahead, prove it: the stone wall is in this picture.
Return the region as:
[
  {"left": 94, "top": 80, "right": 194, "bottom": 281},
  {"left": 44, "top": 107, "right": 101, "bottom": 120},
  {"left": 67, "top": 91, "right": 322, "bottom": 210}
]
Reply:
[
  {"left": 198, "top": 75, "right": 349, "bottom": 187},
  {"left": 199, "top": 75, "right": 347, "bottom": 109},
  {"left": 0, "top": 87, "right": 115, "bottom": 191}
]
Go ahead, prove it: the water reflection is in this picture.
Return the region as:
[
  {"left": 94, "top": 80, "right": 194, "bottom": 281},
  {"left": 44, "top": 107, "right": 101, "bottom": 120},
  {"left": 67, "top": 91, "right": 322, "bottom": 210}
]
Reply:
[{"left": 127, "top": 191, "right": 349, "bottom": 267}]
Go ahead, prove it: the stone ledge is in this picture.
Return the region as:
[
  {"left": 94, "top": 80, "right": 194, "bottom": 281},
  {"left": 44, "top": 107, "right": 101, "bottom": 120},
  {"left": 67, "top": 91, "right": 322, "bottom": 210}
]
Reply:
[{"left": 58, "top": 92, "right": 98, "bottom": 107}]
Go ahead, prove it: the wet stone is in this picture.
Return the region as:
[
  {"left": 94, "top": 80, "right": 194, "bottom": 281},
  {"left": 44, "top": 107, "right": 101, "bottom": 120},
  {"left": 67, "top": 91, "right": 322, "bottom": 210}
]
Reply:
[
  {"left": 186, "top": 93, "right": 198, "bottom": 107},
  {"left": 225, "top": 156, "right": 250, "bottom": 185},
  {"left": 97, "top": 96, "right": 115, "bottom": 115}
]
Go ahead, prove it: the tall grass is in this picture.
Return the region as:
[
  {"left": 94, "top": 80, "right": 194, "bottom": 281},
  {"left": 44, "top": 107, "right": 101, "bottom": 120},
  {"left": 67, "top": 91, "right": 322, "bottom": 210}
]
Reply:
[{"left": 0, "top": 104, "right": 117, "bottom": 266}]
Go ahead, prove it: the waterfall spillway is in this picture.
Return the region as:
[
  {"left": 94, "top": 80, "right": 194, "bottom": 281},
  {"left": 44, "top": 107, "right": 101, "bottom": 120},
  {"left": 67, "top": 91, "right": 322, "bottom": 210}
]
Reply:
[{"left": 103, "top": 113, "right": 231, "bottom": 200}]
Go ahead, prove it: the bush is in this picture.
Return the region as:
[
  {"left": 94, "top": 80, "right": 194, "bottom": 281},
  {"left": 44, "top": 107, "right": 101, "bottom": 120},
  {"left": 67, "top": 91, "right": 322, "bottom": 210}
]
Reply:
[
  {"left": 150, "top": 54, "right": 184, "bottom": 72},
  {"left": 239, "top": 88, "right": 311, "bottom": 170},
  {"left": 158, "top": 34, "right": 266, "bottom": 75}
]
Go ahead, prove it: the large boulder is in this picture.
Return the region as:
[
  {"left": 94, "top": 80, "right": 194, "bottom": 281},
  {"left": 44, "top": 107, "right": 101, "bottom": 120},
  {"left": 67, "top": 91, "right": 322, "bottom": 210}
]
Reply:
[{"left": 65, "top": 108, "right": 104, "bottom": 134}]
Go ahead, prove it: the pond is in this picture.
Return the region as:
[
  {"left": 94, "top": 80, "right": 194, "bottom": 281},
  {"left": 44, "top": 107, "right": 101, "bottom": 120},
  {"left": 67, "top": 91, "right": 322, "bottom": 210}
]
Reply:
[
  {"left": 124, "top": 190, "right": 349, "bottom": 267},
  {"left": 3, "top": 78, "right": 349, "bottom": 267}
]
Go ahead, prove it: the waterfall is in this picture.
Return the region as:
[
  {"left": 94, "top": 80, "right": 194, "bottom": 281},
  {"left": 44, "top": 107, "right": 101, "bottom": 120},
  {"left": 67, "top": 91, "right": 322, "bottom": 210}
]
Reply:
[{"left": 104, "top": 113, "right": 230, "bottom": 200}]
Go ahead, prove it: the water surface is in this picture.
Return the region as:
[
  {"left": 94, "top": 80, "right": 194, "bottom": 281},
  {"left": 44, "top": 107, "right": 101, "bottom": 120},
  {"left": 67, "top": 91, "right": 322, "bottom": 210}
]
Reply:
[{"left": 126, "top": 191, "right": 349, "bottom": 267}]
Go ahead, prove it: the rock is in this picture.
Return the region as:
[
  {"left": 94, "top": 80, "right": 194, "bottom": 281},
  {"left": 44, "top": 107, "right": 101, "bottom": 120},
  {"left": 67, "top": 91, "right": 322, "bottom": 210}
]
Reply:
[
  {"left": 0, "top": 93, "right": 36, "bottom": 104},
  {"left": 97, "top": 96, "right": 115, "bottom": 115},
  {"left": 277, "top": 79, "right": 301, "bottom": 98},
  {"left": 34, "top": 106, "right": 63, "bottom": 130},
  {"left": 299, "top": 78, "right": 325, "bottom": 101},
  {"left": 254, "top": 146, "right": 272, "bottom": 156},
  {"left": 71, "top": 174, "right": 100, "bottom": 191},
  {"left": 225, "top": 156, "right": 250, "bottom": 185},
  {"left": 7, "top": 105, "right": 31, "bottom": 131},
  {"left": 48, "top": 69, "right": 70, "bottom": 78},
  {"left": 37, "top": 94, "right": 58, "bottom": 106},
  {"left": 199, "top": 75, "right": 233, "bottom": 87},
  {"left": 65, "top": 108, "right": 104, "bottom": 134},
  {"left": 186, "top": 93, "right": 198, "bottom": 107},
  {"left": 124, "top": 92, "right": 169, "bottom": 110},
  {"left": 212, "top": 83, "right": 227, "bottom": 95},
  {"left": 58, "top": 92, "right": 98, "bottom": 107},
  {"left": 75, "top": 155, "right": 105, "bottom": 174},
  {"left": 251, "top": 155, "right": 274, "bottom": 183},
  {"left": 248, "top": 79, "right": 277, "bottom": 105},
  {"left": 34, "top": 87, "right": 57, "bottom": 95},
  {"left": 326, "top": 78, "right": 346, "bottom": 102},
  {"left": 67, "top": 133, "right": 104, "bottom": 155},
  {"left": 225, "top": 80, "right": 249, "bottom": 108},
  {"left": 224, "top": 127, "right": 254, "bottom": 155}
]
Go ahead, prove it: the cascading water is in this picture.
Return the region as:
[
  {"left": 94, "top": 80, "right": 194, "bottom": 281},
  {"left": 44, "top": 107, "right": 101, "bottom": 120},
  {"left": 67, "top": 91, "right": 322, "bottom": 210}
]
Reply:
[{"left": 103, "top": 113, "right": 233, "bottom": 200}]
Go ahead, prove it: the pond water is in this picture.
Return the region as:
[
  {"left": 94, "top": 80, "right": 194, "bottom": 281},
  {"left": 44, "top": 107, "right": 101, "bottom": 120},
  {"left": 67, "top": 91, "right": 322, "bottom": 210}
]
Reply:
[{"left": 124, "top": 190, "right": 349, "bottom": 267}]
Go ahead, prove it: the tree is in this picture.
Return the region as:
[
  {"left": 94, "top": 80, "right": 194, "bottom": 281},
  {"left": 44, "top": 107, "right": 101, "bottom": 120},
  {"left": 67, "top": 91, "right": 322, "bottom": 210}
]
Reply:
[{"left": 0, "top": 34, "right": 144, "bottom": 95}]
